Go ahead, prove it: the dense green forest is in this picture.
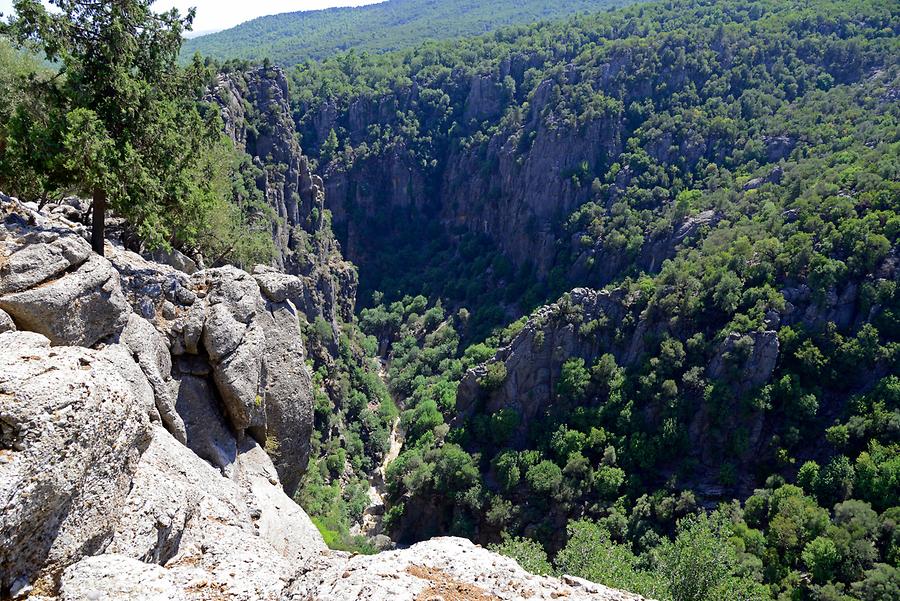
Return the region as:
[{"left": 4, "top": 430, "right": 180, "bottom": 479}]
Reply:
[
  {"left": 0, "top": 4, "right": 276, "bottom": 266},
  {"left": 285, "top": 1, "right": 900, "bottom": 599},
  {"left": 183, "top": 0, "right": 633, "bottom": 66},
  {"left": 3, "top": 0, "right": 899, "bottom": 599}
]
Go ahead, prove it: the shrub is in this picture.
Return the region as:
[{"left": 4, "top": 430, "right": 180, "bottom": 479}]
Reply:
[
  {"left": 490, "top": 535, "right": 552, "bottom": 575},
  {"left": 526, "top": 460, "right": 563, "bottom": 494}
]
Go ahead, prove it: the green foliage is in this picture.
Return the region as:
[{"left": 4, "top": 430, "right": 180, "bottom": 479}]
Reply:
[
  {"left": 4, "top": 1, "right": 194, "bottom": 247},
  {"left": 557, "top": 358, "right": 591, "bottom": 401},
  {"left": 184, "top": 0, "right": 633, "bottom": 66},
  {"left": 657, "top": 514, "right": 760, "bottom": 601},
  {"left": 478, "top": 362, "right": 508, "bottom": 391},
  {"left": 296, "top": 319, "right": 396, "bottom": 553},
  {"left": 851, "top": 564, "right": 900, "bottom": 601},
  {"left": 282, "top": 3, "right": 900, "bottom": 599},
  {"left": 802, "top": 537, "right": 841, "bottom": 584},
  {"left": 0, "top": 1, "right": 273, "bottom": 262},
  {"left": 488, "top": 535, "right": 552, "bottom": 576},
  {"left": 555, "top": 520, "right": 666, "bottom": 599},
  {"left": 526, "top": 460, "right": 563, "bottom": 495}
]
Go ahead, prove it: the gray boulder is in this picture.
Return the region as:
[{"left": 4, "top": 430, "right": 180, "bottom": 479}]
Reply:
[
  {"left": 0, "top": 307, "right": 14, "bottom": 332},
  {"left": 107, "top": 426, "right": 325, "bottom": 601},
  {"left": 119, "top": 314, "right": 187, "bottom": 444},
  {"left": 288, "top": 537, "right": 647, "bottom": 601},
  {"left": 201, "top": 267, "right": 267, "bottom": 433},
  {"left": 0, "top": 228, "right": 90, "bottom": 295},
  {"left": 174, "top": 374, "right": 238, "bottom": 475},
  {"left": 0, "top": 254, "right": 130, "bottom": 347},
  {"left": 194, "top": 267, "right": 315, "bottom": 493},
  {"left": 60, "top": 555, "right": 186, "bottom": 601},
  {"left": 258, "top": 299, "right": 314, "bottom": 494},
  {"left": 149, "top": 247, "right": 199, "bottom": 275},
  {"left": 0, "top": 332, "right": 153, "bottom": 594},
  {"left": 252, "top": 268, "right": 307, "bottom": 304}
]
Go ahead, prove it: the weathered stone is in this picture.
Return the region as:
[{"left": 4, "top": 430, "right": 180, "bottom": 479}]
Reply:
[
  {"left": 0, "top": 254, "right": 130, "bottom": 347},
  {"left": 180, "top": 303, "right": 206, "bottom": 355},
  {"left": 199, "top": 268, "right": 268, "bottom": 433},
  {"left": 149, "top": 247, "right": 199, "bottom": 275},
  {"left": 108, "top": 426, "right": 324, "bottom": 601},
  {"left": 210, "top": 320, "right": 267, "bottom": 433},
  {"left": 258, "top": 300, "right": 314, "bottom": 494},
  {"left": 0, "top": 329, "right": 48, "bottom": 350},
  {"left": 0, "top": 333, "right": 153, "bottom": 593},
  {"left": 708, "top": 330, "right": 780, "bottom": 390},
  {"left": 253, "top": 269, "right": 306, "bottom": 304},
  {"left": 0, "top": 229, "right": 91, "bottom": 295},
  {"left": 60, "top": 555, "right": 186, "bottom": 601},
  {"left": 288, "top": 537, "right": 646, "bottom": 601},
  {"left": 0, "top": 307, "right": 15, "bottom": 332},
  {"left": 232, "top": 439, "right": 325, "bottom": 562},
  {"left": 119, "top": 314, "right": 187, "bottom": 444},
  {"left": 174, "top": 374, "right": 237, "bottom": 475}
]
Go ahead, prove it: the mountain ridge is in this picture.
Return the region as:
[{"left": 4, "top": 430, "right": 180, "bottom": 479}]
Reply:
[{"left": 183, "top": 0, "right": 635, "bottom": 65}]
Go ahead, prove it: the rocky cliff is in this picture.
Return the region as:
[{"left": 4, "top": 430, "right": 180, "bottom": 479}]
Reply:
[
  {"left": 455, "top": 251, "right": 896, "bottom": 500},
  {"left": 211, "top": 65, "right": 358, "bottom": 328},
  {"left": 312, "top": 71, "right": 623, "bottom": 284},
  {"left": 0, "top": 195, "right": 646, "bottom": 600}
]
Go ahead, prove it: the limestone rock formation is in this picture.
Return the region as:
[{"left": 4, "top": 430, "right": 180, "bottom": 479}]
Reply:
[
  {"left": 0, "top": 327, "right": 324, "bottom": 599},
  {"left": 288, "top": 537, "right": 645, "bottom": 601},
  {"left": 456, "top": 288, "right": 642, "bottom": 435},
  {"left": 0, "top": 253, "right": 130, "bottom": 347},
  {"left": 455, "top": 239, "right": 889, "bottom": 501},
  {"left": 0, "top": 196, "right": 648, "bottom": 600},
  {"left": 59, "top": 555, "right": 187, "bottom": 601},
  {"left": 0, "top": 332, "right": 155, "bottom": 596},
  {"left": 0, "top": 307, "right": 15, "bottom": 332},
  {"left": 317, "top": 74, "right": 624, "bottom": 280},
  {"left": 209, "top": 66, "right": 358, "bottom": 329},
  {"left": 0, "top": 196, "right": 316, "bottom": 496},
  {"left": 708, "top": 330, "right": 780, "bottom": 391}
]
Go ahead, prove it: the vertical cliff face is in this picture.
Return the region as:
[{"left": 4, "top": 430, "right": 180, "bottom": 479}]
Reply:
[
  {"left": 315, "top": 73, "right": 624, "bottom": 283},
  {"left": 438, "top": 90, "right": 623, "bottom": 275},
  {"left": 210, "top": 66, "right": 358, "bottom": 326}
]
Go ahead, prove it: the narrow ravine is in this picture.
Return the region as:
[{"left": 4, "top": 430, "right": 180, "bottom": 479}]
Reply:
[
  {"left": 351, "top": 417, "right": 403, "bottom": 537},
  {"left": 352, "top": 359, "right": 404, "bottom": 539}
]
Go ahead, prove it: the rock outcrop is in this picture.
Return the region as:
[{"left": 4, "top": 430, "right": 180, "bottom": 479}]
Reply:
[
  {"left": 455, "top": 258, "right": 892, "bottom": 499},
  {"left": 315, "top": 73, "right": 624, "bottom": 282},
  {"left": 0, "top": 329, "right": 324, "bottom": 599},
  {"left": 0, "top": 195, "right": 648, "bottom": 600},
  {"left": 456, "top": 288, "right": 645, "bottom": 434},
  {"left": 0, "top": 251, "right": 130, "bottom": 348},
  {"left": 0, "top": 334, "right": 155, "bottom": 596},
  {"left": 209, "top": 66, "right": 358, "bottom": 329},
  {"left": 288, "top": 537, "right": 645, "bottom": 601},
  {"left": 0, "top": 196, "right": 315, "bottom": 496}
]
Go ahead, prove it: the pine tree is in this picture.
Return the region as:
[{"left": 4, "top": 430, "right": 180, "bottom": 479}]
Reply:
[{"left": 6, "top": 0, "right": 216, "bottom": 256}]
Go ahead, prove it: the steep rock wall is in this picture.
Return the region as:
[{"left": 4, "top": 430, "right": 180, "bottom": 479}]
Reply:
[{"left": 210, "top": 66, "right": 358, "bottom": 327}]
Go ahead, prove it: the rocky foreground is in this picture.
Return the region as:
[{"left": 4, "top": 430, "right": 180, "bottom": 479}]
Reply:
[{"left": 0, "top": 195, "right": 645, "bottom": 600}]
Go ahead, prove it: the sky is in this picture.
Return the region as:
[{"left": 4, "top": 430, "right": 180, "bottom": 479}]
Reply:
[{"left": 0, "top": 1, "right": 384, "bottom": 36}]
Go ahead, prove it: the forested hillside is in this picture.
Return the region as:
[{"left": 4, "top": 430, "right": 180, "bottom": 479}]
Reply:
[
  {"left": 2, "top": 0, "right": 898, "bottom": 599},
  {"left": 182, "top": 0, "right": 633, "bottom": 65},
  {"left": 282, "top": 0, "right": 900, "bottom": 598}
]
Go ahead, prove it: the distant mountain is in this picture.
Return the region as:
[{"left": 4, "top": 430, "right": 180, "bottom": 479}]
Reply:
[{"left": 182, "top": 0, "right": 635, "bottom": 65}]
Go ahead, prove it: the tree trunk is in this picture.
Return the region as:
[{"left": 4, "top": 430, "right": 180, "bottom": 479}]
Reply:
[{"left": 91, "top": 187, "right": 107, "bottom": 256}]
